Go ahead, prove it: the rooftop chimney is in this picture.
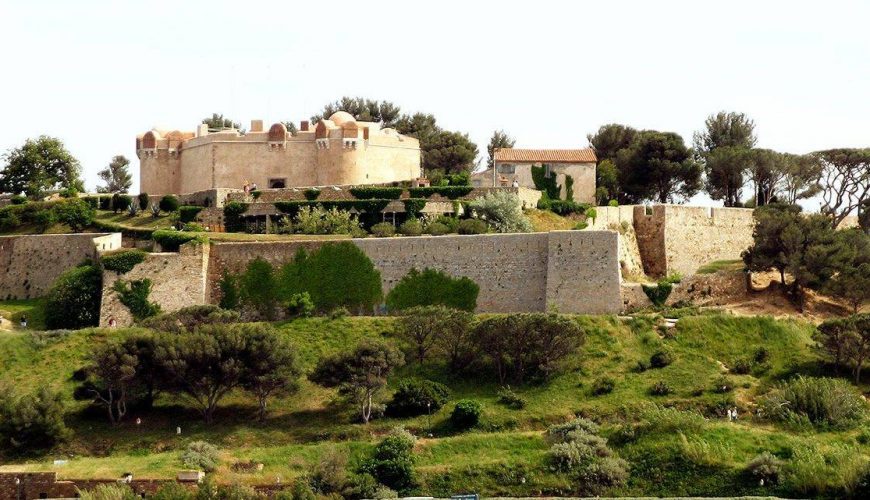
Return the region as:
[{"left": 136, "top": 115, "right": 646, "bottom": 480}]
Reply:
[{"left": 300, "top": 120, "right": 309, "bottom": 132}]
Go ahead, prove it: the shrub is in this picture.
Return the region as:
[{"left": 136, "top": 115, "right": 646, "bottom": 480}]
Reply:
[
  {"left": 151, "top": 482, "right": 193, "bottom": 500},
  {"left": 223, "top": 201, "right": 248, "bottom": 232},
  {"left": 398, "top": 218, "right": 423, "bottom": 236},
  {"left": 649, "top": 380, "right": 673, "bottom": 396},
  {"left": 113, "top": 279, "right": 161, "bottom": 320},
  {"left": 113, "top": 194, "right": 133, "bottom": 213},
  {"left": 150, "top": 204, "right": 161, "bottom": 218},
  {"left": 467, "top": 191, "right": 532, "bottom": 233},
  {"left": 151, "top": 229, "right": 206, "bottom": 252},
  {"left": 78, "top": 484, "right": 137, "bottom": 500},
  {"left": 350, "top": 187, "right": 404, "bottom": 199},
  {"left": 137, "top": 193, "right": 150, "bottom": 210},
  {"left": 181, "top": 440, "right": 220, "bottom": 472},
  {"left": 360, "top": 428, "right": 416, "bottom": 493},
  {"left": 0, "top": 387, "right": 70, "bottom": 455},
  {"left": 182, "top": 222, "right": 205, "bottom": 232},
  {"left": 591, "top": 376, "right": 616, "bottom": 396},
  {"left": 140, "top": 305, "right": 240, "bottom": 333},
  {"left": 386, "top": 268, "right": 479, "bottom": 312},
  {"left": 546, "top": 417, "right": 600, "bottom": 444},
  {"left": 101, "top": 249, "right": 147, "bottom": 274},
  {"left": 608, "top": 199, "right": 618, "bottom": 207},
  {"left": 754, "top": 346, "right": 771, "bottom": 363},
  {"left": 33, "top": 208, "right": 56, "bottom": 232},
  {"left": 497, "top": 386, "right": 527, "bottom": 409},
  {"left": 44, "top": 263, "right": 102, "bottom": 329},
  {"left": 178, "top": 205, "right": 203, "bottom": 223},
  {"left": 371, "top": 222, "right": 396, "bottom": 237},
  {"left": 573, "top": 221, "right": 588, "bottom": 230},
  {"left": 433, "top": 215, "right": 459, "bottom": 232},
  {"left": 759, "top": 376, "right": 867, "bottom": 429},
  {"left": 292, "top": 206, "right": 360, "bottom": 235},
  {"left": 10, "top": 194, "right": 27, "bottom": 205},
  {"left": 635, "top": 359, "right": 651, "bottom": 372},
  {"left": 642, "top": 279, "right": 673, "bottom": 307},
  {"left": 747, "top": 451, "right": 783, "bottom": 484},
  {"left": 218, "top": 271, "right": 239, "bottom": 310},
  {"left": 457, "top": 218, "right": 488, "bottom": 234},
  {"left": 548, "top": 200, "right": 588, "bottom": 216},
  {"left": 650, "top": 349, "right": 675, "bottom": 368},
  {"left": 402, "top": 198, "right": 427, "bottom": 218},
  {"left": 451, "top": 400, "right": 482, "bottom": 430},
  {"left": 127, "top": 203, "right": 139, "bottom": 217},
  {"left": 425, "top": 221, "right": 450, "bottom": 236},
  {"left": 304, "top": 188, "right": 321, "bottom": 201},
  {"left": 712, "top": 375, "right": 734, "bottom": 393},
  {"left": 545, "top": 418, "right": 627, "bottom": 494},
  {"left": 239, "top": 258, "right": 279, "bottom": 320},
  {"left": 54, "top": 198, "right": 95, "bottom": 232},
  {"left": 638, "top": 404, "right": 706, "bottom": 435},
  {"left": 286, "top": 292, "right": 314, "bottom": 318},
  {"left": 408, "top": 186, "right": 474, "bottom": 199},
  {"left": 386, "top": 379, "right": 450, "bottom": 417},
  {"left": 158, "top": 195, "right": 179, "bottom": 212},
  {"left": 731, "top": 358, "right": 753, "bottom": 374}
]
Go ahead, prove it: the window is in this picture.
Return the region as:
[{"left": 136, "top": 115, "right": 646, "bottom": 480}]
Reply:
[
  {"left": 269, "top": 179, "right": 286, "bottom": 189},
  {"left": 544, "top": 164, "right": 552, "bottom": 178},
  {"left": 498, "top": 163, "right": 515, "bottom": 174}
]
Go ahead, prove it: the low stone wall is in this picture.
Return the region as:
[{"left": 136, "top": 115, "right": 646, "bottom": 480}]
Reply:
[
  {"left": 0, "top": 233, "right": 121, "bottom": 300},
  {"left": 100, "top": 243, "right": 209, "bottom": 327},
  {"left": 0, "top": 472, "right": 193, "bottom": 500}
]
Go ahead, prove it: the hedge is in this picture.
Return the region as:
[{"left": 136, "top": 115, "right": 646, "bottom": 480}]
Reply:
[
  {"left": 178, "top": 205, "right": 204, "bottom": 223},
  {"left": 546, "top": 200, "right": 588, "bottom": 215},
  {"left": 152, "top": 230, "right": 207, "bottom": 252},
  {"left": 90, "top": 218, "right": 155, "bottom": 239},
  {"left": 159, "top": 195, "right": 180, "bottom": 213},
  {"left": 408, "top": 186, "right": 474, "bottom": 199},
  {"left": 402, "top": 199, "right": 427, "bottom": 218},
  {"left": 386, "top": 268, "right": 479, "bottom": 311},
  {"left": 349, "top": 187, "right": 403, "bottom": 200},
  {"left": 304, "top": 188, "right": 321, "bottom": 201},
  {"left": 44, "top": 264, "right": 102, "bottom": 329},
  {"left": 275, "top": 199, "right": 392, "bottom": 216},
  {"left": 101, "top": 249, "right": 147, "bottom": 274},
  {"left": 223, "top": 202, "right": 249, "bottom": 232}
]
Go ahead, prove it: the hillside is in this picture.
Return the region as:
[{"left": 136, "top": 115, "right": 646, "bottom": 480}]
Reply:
[{"left": 0, "top": 312, "right": 867, "bottom": 497}]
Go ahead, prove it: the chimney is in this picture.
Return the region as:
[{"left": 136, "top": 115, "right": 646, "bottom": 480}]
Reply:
[
  {"left": 250, "top": 120, "right": 263, "bottom": 132},
  {"left": 196, "top": 124, "right": 209, "bottom": 137},
  {"left": 300, "top": 120, "right": 309, "bottom": 132}
]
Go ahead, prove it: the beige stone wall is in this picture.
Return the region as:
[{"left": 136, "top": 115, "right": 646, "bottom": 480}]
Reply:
[
  {"left": 632, "top": 205, "right": 668, "bottom": 277},
  {"left": 99, "top": 243, "right": 209, "bottom": 327},
  {"left": 546, "top": 231, "right": 622, "bottom": 314},
  {"left": 0, "top": 233, "right": 120, "bottom": 300},
  {"left": 661, "top": 206, "right": 755, "bottom": 277}
]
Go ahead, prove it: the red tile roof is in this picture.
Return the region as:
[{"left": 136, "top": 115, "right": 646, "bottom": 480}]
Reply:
[{"left": 493, "top": 148, "right": 597, "bottom": 163}]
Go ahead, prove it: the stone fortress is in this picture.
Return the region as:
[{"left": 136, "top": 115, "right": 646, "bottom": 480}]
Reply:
[{"left": 137, "top": 112, "right": 422, "bottom": 196}]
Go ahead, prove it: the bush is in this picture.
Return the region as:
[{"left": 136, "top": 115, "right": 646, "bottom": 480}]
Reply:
[
  {"left": 151, "top": 482, "right": 193, "bottom": 500},
  {"left": 730, "top": 358, "right": 753, "bottom": 374},
  {"left": 182, "top": 222, "right": 205, "bottom": 232},
  {"left": 239, "top": 258, "right": 279, "bottom": 320},
  {"left": 218, "top": 271, "right": 240, "bottom": 310},
  {"left": 467, "top": 191, "right": 532, "bottom": 233},
  {"left": 0, "top": 387, "right": 70, "bottom": 455},
  {"left": 113, "top": 279, "right": 161, "bottom": 320},
  {"left": 178, "top": 205, "right": 203, "bottom": 223},
  {"left": 608, "top": 199, "right": 619, "bottom": 207},
  {"left": 544, "top": 418, "right": 627, "bottom": 494},
  {"left": 548, "top": 200, "right": 588, "bottom": 215},
  {"left": 152, "top": 229, "right": 206, "bottom": 252},
  {"left": 371, "top": 222, "right": 396, "bottom": 237},
  {"left": 642, "top": 279, "right": 673, "bottom": 307},
  {"left": 304, "top": 188, "right": 321, "bottom": 201},
  {"left": 425, "top": 221, "right": 450, "bottom": 236},
  {"left": 10, "top": 194, "right": 27, "bottom": 205},
  {"left": 350, "top": 187, "right": 404, "bottom": 199},
  {"left": 79, "top": 484, "right": 137, "bottom": 500},
  {"left": 712, "top": 375, "right": 734, "bottom": 393},
  {"left": 158, "top": 195, "right": 179, "bottom": 212},
  {"left": 408, "top": 186, "right": 474, "bottom": 199},
  {"left": 286, "top": 292, "right": 315, "bottom": 318},
  {"left": 101, "top": 249, "right": 147, "bottom": 274},
  {"left": 754, "top": 346, "right": 771, "bottom": 364},
  {"left": 360, "top": 428, "right": 417, "bottom": 493},
  {"left": 181, "top": 440, "right": 220, "bottom": 472},
  {"left": 292, "top": 206, "right": 360, "bottom": 235},
  {"left": 140, "top": 305, "right": 240, "bottom": 333},
  {"left": 223, "top": 201, "right": 248, "bottom": 232},
  {"left": 113, "top": 194, "right": 133, "bottom": 213},
  {"left": 451, "top": 400, "right": 482, "bottom": 430},
  {"left": 591, "top": 376, "right": 615, "bottom": 396},
  {"left": 386, "top": 379, "right": 450, "bottom": 417},
  {"left": 398, "top": 218, "right": 423, "bottom": 236},
  {"left": 747, "top": 451, "right": 783, "bottom": 484},
  {"left": 759, "top": 376, "right": 867, "bottom": 429},
  {"left": 496, "top": 386, "right": 527, "bottom": 409},
  {"left": 649, "top": 380, "right": 673, "bottom": 396},
  {"left": 635, "top": 359, "right": 651, "bottom": 372},
  {"left": 386, "top": 268, "right": 479, "bottom": 312},
  {"left": 44, "top": 263, "right": 102, "bottom": 329},
  {"left": 54, "top": 198, "right": 95, "bottom": 232},
  {"left": 456, "top": 218, "right": 487, "bottom": 234},
  {"left": 546, "top": 417, "right": 600, "bottom": 444},
  {"left": 650, "top": 349, "right": 675, "bottom": 368},
  {"left": 137, "top": 193, "right": 150, "bottom": 210}
]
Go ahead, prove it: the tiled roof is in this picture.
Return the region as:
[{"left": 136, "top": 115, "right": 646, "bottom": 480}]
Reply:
[{"left": 493, "top": 148, "right": 597, "bottom": 163}]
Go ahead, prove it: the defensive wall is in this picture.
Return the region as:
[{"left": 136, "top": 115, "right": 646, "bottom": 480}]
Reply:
[{"left": 0, "top": 233, "right": 121, "bottom": 300}]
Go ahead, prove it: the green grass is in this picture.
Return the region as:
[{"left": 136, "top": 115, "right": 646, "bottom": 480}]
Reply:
[
  {"left": 696, "top": 259, "right": 744, "bottom": 274},
  {"left": 0, "top": 298, "right": 46, "bottom": 330},
  {"left": 0, "top": 313, "right": 867, "bottom": 497}
]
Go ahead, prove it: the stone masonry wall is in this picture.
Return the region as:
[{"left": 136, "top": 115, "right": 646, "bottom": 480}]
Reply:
[
  {"left": 546, "top": 231, "right": 622, "bottom": 314},
  {"left": 100, "top": 243, "right": 209, "bottom": 327},
  {"left": 661, "top": 206, "right": 755, "bottom": 277},
  {"left": 0, "top": 233, "right": 121, "bottom": 300}
]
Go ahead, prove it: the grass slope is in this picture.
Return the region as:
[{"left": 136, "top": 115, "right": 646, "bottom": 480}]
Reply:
[{"left": 0, "top": 314, "right": 867, "bottom": 497}]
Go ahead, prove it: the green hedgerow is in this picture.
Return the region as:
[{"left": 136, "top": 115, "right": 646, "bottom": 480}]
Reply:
[
  {"left": 178, "top": 205, "right": 203, "bottom": 223},
  {"left": 371, "top": 222, "right": 396, "bottom": 237},
  {"left": 386, "top": 379, "right": 450, "bottom": 418},
  {"left": 759, "top": 376, "right": 867, "bottom": 429},
  {"left": 385, "top": 268, "right": 479, "bottom": 312},
  {"left": 152, "top": 229, "right": 206, "bottom": 252},
  {"left": 450, "top": 400, "right": 482, "bottom": 430},
  {"left": 101, "top": 249, "right": 147, "bottom": 275},
  {"left": 158, "top": 195, "right": 179, "bottom": 213}
]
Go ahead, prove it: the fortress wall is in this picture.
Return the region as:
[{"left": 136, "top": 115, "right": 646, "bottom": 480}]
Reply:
[
  {"left": 588, "top": 206, "right": 645, "bottom": 278},
  {"left": 0, "top": 233, "right": 119, "bottom": 300},
  {"left": 633, "top": 205, "right": 668, "bottom": 277},
  {"left": 661, "top": 206, "right": 755, "bottom": 277},
  {"left": 546, "top": 231, "right": 622, "bottom": 314},
  {"left": 100, "top": 243, "right": 209, "bottom": 327}
]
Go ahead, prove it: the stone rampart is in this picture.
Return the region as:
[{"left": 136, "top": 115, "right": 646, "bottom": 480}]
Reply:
[{"left": 0, "top": 233, "right": 121, "bottom": 300}]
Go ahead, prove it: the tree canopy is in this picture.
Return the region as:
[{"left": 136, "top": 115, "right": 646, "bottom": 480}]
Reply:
[
  {"left": 96, "top": 155, "right": 132, "bottom": 194},
  {"left": 311, "top": 97, "right": 401, "bottom": 128},
  {"left": 487, "top": 130, "right": 515, "bottom": 170},
  {"left": 812, "top": 148, "right": 870, "bottom": 228},
  {"left": 202, "top": 113, "right": 241, "bottom": 132},
  {"left": 693, "top": 112, "right": 756, "bottom": 207},
  {"left": 0, "top": 136, "right": 84, "bottom": 198},
  {"left": 615, "top": 130, "right": 701, "bottom": 203}
]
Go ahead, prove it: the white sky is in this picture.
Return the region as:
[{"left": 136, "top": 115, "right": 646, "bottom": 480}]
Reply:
[{"left": 1, "top": 0, "right": 868, "bottom": 206}]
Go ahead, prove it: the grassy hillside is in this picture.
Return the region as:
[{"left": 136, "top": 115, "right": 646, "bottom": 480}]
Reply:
[{"left": 0, "top": 313, "right": 867, "bottom": 497}]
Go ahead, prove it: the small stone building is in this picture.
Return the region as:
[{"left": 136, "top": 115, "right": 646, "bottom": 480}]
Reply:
[{"left": 471, "top": 148, "right": 597, "bottom": 204}]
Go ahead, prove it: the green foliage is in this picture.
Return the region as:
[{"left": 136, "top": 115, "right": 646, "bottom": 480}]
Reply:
[
  {"left": 545, "top": 417, "right": 628, "bottom": 494},
  {"left": 486, "top": 130, "right": 515, "bottom": 169},
  {"left": 360, "top": 428, "right": 417, "bottom": 493},
  {"left": 288, "top": 205, "right": 360, "bottom": 235},
  {"left": 0, "top": 387, "right": 69, "bottom": 455},
  {"left": 279, "top": 242, "right": 382, "bottom": 314},
  {"left": 112, "top": 194, "right": 133, "bottom": 213},
  {"left": 591, "top": 376, "right": 616, "bottom": 395},
  {"left": 181, "top": 440, "right": 221, "bottom": 472},
  {"left": 398, "top": 218, "right": 423, "bottom": 236},
  {"left": 823, "top": 228, "right": 870, "bottom": 313},
  {"left": 350, "top": 187, "right": 403, "bottom": 199},
  {"left": 616, "top": 130, "right": 701, "bottom": 203},
  {"left": 649, "top": 380, "right": 673, "bottom": 396},
  {"left": 44, "top": 263, "right": 102, "bottom": 329},
  {"left": 451, "top": 399, "right": 482, "bottom": 430},
  {"left": 371, "top": 222, "right": 396, "bottom": 237},
  {"left": 239, "top": 324, "right": 302, "bottom": 420},
  {"left": 546, "top": 200, "right": 588, "bottom": 215},
  {"left": 158, "top": 195, "right": 179, "bottom": 213},
  {"left": 304, "top": 188, "right": 321, "bottom": 201},
  {"left": 202, "top": 113, "right": 241, "bottom": 131},
  {"left": 746, "top": 451, "right": 782, "bottom": 484},
  {"left": 408, "top": 186, "right": 474, "bottom": 199},
  {"left": 386, "top": 268, "right": 479, "bottom": 312},
  {"left": 10, "top": 194, "right": 27, "bottom": 205},
  {"left": 151, "top": 229, "right": 206, "bottom": 252},
  {"left": 402, "top": 198, "right": 426, "bottom": 218},
  {"left": 386, "top": 379, "right": 450, "bottom": 417},
  {"left": 759, "top": 376, "right": 867, "bottom": 429},
  {"left": 101, "top": 249, "right": 146, "bottom": 274},
  {"left": 0, "top": 135, "right": 84, "bottom": 198},
  {"left": 140, "top": 305, "right": 240, "bottom": 334},
  {"left": 496, "top": 386, "right": 527, "bottom": 409},
  {"left": 642, "top": 280, "right": 673, "bottom": 307},
  {"left": 467, "top": 191, "right": 532, "bottom": 233},
  {"left": 33, "top": 208, "right": 56, "bottom": 232},
  {"left": 223, "top": 201, "right": 249, "bottom": 232},
  {"left": 239, "top": 258, "right": 279, "bottom": 320},
  {"left": 54, "top": 198, "right": 95, "bottom": 232},
  {"left": 178, "top": 205, "right": 203, "bottom": 223},
  {"left": 425, "top": 221, "right": 450, "bottom": 236},
  {"left": 137, "top": 193, "right": 149, "bottom": 210},
  {"left": 457, "top": 218, "right": 488, "bottom": 234},
  {"left": 113, "top": 279, "right": 160, "bottom": 320},
  {"left": 286, "top": 292, "right": 314, "bottom": 318},
  {"left": 79, "top": 483, "right": 138, "bottom": 500},
  {"left": 531, "top": 165, "right": 561, "bottom": 200},
  {"left": 649, "top": 349, "right": 675, "bottom": 368},
  {"left": 219, "top": 271, "right": 240, "bottom": 310},
  {"left": 782, "top": 444, "right": 867, "bottom": 497}
]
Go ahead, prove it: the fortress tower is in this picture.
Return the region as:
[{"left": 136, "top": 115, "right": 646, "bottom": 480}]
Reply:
[{"left": 136, "top": 112, "right": 422, "bottom": 196}]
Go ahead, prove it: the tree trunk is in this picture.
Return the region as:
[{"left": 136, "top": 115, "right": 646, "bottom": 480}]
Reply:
[{"left": 258, "top": 395, "right": 267, "bottom": 421}]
